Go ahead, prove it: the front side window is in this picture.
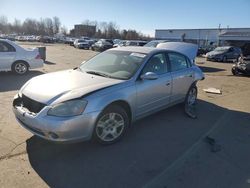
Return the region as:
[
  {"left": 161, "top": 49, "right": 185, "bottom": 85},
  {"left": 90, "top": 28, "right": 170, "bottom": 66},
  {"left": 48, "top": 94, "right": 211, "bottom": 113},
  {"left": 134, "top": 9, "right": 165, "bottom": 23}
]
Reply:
[
  {"left": 168, "top": 52, "right": 188, "bottom": 71},
  {"left": 142, "top": 53, "right": 168, "bottom": 75}
]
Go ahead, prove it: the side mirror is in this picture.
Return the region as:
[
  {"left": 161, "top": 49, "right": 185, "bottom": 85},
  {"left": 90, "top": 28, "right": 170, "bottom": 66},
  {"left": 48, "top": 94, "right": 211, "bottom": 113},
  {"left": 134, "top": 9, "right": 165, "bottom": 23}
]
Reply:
[{"left": 140, "top": 72, "right": 158, "bottom": 80}]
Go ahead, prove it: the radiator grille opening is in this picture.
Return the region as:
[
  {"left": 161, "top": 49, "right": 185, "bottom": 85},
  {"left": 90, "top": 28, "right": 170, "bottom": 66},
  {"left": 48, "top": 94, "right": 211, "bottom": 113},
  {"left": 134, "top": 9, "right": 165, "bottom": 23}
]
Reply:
[{"left": 13, "top": 94, "right": 46, "bottom": 114}]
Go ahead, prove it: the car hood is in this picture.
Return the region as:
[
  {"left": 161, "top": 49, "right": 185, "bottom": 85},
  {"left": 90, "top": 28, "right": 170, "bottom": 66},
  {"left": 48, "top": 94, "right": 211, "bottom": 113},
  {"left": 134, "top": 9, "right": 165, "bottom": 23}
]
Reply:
[
  {"left": 157, "top": 42, "right": 198, "bottom": 62},
  {"left": 20, "top": 69, "right": 124, "bottom": 105}
]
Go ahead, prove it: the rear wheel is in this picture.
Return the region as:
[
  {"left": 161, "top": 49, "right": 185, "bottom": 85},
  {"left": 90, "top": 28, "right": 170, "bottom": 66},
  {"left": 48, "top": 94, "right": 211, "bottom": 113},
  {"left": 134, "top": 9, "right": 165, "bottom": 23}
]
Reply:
[
  {"left": 93, "top": 105, "right": 129, "bottom": 144},
  {"left": 185, "top": 85, "right": 197, "bottom": 106},
  {"left": 184, "top": 85, "right": 198, "bottom": 118},
  {"left": 12, "top": 61, "right": 29, "bottom": 75}
]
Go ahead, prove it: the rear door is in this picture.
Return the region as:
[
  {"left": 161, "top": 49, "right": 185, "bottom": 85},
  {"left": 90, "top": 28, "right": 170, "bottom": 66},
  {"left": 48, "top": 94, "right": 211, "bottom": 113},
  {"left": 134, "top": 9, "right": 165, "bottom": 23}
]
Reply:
[
  {"left": 167, "top": 52, "right": 194, "bottom": 103},
  {"left": 136, "top": 52, "right": 172, "bottom": 117},
  {"left": 226, "top": 47, "right": 240, "bottom": 60},
  {"left": 0, "top": 41, "right": 16, "bottom": 70}
]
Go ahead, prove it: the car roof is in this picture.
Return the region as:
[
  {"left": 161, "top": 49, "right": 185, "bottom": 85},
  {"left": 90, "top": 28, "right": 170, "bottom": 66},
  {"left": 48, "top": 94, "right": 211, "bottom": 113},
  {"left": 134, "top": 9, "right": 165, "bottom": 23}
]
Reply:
[
  {"left": 108, "top": 46, "right": 163, "bottom": 54},
  {"left": 0, "top": 39, "right": 9, "bottom": 42}
]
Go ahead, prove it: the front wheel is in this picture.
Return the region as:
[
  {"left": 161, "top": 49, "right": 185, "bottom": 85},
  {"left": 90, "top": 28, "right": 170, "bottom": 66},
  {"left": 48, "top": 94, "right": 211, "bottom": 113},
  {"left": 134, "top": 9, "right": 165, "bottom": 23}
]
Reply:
[
  {"left": 231, "top": 67, "right": 238, "bottom": 75},
  {"left": 93, "top": 105, "right": 129, "bottom": 144}
]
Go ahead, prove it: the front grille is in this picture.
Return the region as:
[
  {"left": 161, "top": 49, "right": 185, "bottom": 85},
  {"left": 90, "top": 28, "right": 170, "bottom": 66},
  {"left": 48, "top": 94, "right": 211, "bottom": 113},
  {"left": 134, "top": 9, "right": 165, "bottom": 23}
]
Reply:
[{"left": 13, "top": 94, "right": 46, "bottom": 114}]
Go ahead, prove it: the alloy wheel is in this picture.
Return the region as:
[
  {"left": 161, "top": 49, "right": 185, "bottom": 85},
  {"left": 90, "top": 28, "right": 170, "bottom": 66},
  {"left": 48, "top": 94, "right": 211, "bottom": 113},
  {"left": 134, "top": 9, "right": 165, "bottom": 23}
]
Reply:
[
  {"left": 96, "top": 112, "right": 125, "bottom": 142},
  {"left": 187, "top": 87, "right": 197, "bottom": 106},
  {"left": 15, "top": 62, "right": 28, "bottom": 74}
]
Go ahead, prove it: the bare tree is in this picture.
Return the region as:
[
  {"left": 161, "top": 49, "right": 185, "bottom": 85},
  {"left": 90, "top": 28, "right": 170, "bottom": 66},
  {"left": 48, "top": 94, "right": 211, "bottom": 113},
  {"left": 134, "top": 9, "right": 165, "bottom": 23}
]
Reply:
[
  {"left": 22, "top": 18, "right": 39, "bottom": 35},
  {"left": 0, "top": 15, "right": 9, "bottom": 33},
  {"left": 13, "top": 18, "right": 22, "bottom": 34},
  {"left": 44, "top": 18, "right": 53, "bottom": 35},
  {"left": 37, "top": 18, "right": 46, "bottom": 35},
  {"left": 53, "top": 16, "right": 61, "bottom": 34},
  {"left": 0, "top": 15, "right": 150, "bottom": 39},
  {"left": 60, "top": 25, "right": 68, "bottom": 35}
]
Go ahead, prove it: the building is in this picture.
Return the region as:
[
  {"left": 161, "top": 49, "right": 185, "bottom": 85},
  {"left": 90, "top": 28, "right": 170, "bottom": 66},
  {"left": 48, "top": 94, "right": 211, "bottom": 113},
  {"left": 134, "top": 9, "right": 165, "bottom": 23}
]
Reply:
[
  {"left": 70, "top": 24, "right": 96, "bottom": 37},
  {"left": 155, "top": 28, "right": 250, "bottom": 48}
]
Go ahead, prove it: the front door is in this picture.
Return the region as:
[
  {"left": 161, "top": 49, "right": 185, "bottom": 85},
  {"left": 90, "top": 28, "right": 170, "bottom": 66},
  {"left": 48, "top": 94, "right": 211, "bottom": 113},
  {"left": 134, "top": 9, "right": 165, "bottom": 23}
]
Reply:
[
  {"left": 136, "top": 53, "right": 172, "bottom": 117},
  {"left": 0, "top": 41, "right": 16, "bottom": 70}
]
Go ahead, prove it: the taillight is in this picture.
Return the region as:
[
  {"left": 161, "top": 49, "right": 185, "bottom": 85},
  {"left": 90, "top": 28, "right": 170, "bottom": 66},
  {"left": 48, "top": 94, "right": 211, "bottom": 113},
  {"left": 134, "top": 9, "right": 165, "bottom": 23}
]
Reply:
[{"left": 35, "top": 54, "right": 41, "bottom": 59}]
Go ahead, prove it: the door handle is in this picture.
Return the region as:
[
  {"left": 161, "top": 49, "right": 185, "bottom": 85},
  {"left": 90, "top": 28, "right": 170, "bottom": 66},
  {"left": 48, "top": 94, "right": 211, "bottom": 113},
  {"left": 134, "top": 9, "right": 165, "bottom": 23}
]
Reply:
[
  {"left": 186, "top": 74, "right": 193, "bottom": 77},
  {"left": 166, "top": 82, "right": 170, "bottom": 86}
]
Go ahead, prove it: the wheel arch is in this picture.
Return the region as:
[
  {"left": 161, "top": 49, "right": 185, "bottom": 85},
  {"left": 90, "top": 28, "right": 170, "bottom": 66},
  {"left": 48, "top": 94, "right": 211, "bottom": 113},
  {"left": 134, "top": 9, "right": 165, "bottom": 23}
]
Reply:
[
  {"left": 12, "top": 60, "right": 30, "bottom": 69},
  {"left": 101, "top": 100, "right": 133, "bottom": 125}
]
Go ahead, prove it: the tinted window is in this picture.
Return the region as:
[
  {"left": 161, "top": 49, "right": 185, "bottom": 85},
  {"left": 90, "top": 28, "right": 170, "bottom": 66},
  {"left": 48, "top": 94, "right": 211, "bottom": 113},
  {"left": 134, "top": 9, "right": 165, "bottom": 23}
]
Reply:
[
  {"left": 0, "top": 41, "right": 16, "bottom": 52},
  {"left": 142, "top": 53, "right": 168, "bottom": 75},
  {"left": 168, "top": 52, "right": 188, "bottom": 71}
]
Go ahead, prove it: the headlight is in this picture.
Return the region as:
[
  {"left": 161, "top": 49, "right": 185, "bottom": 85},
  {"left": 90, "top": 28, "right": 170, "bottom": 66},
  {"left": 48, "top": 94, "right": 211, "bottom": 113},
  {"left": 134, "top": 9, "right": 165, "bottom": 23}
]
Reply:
[{"left": 47, "top": 100, "right": 87, "bottom": 117}]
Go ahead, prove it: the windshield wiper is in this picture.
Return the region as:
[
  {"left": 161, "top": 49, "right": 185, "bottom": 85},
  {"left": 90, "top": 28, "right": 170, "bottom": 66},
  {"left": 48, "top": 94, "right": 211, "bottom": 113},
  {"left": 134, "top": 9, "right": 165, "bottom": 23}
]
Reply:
[{"left": 86, "top": 71, "right": 111, "bottom": 78}]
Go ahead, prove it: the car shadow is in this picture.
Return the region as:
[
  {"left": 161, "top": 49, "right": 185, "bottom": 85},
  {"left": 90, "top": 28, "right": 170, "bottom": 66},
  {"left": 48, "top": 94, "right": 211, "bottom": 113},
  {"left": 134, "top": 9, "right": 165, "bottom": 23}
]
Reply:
[
  {"left": 25, "top": 100, "right": 250, "bottom": 188},
  {"left": 0, "top": 71, "right": 44, "bottom": 92},
  {"left": 44, "top": 61, "right": 56, "bottom": 65},
  {"left": 198, "top": 66, "right": 225, "bottom": 73}
]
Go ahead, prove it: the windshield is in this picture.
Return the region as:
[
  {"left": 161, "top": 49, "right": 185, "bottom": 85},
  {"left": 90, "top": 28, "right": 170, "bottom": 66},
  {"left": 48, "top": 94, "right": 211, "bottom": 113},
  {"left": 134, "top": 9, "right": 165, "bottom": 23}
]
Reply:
[
  {"left": 144, "top": 41, "right": 159, "bottom": 47},
  {"left": 80, "top": 50, "right": 146, "bottom": 80},
  {"left": 214, "top": 47, "right": 230, "bottom": 52}
]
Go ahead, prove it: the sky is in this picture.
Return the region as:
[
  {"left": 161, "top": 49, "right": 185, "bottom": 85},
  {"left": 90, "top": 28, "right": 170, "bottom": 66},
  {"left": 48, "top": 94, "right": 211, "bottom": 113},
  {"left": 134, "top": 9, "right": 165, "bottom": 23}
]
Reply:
[{"left": 1, "top": 0, "right": 250, "bottom": 37}]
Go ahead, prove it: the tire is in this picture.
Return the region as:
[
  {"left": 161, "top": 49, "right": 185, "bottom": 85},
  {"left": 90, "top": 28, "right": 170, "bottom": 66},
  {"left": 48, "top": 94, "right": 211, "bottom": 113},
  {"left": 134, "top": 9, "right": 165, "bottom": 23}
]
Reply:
[
  {"left": 185, "top": 84, "right": 198, "bottom": 107},
  {"left": 232, "top": 67, "right": 238, "bottom": 75},
  {"left": 93, "top": 105, "right": 129, "bottom": 145},
  {"left": 12, "top": 61, "right": 29, "bottom": 75}
]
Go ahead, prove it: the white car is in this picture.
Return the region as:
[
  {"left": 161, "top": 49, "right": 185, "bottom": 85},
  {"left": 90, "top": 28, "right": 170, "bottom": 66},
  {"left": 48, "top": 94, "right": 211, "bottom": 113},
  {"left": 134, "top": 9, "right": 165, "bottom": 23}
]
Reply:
[{"left": 0, "top": 39, "right": 44, "bottom": 74}]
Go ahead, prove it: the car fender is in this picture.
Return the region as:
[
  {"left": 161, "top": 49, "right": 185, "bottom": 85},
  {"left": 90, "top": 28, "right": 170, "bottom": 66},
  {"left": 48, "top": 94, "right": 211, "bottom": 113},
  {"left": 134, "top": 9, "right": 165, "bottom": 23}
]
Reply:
[{"left": 84, "top": 83, "right": 137, "bottom": 122}]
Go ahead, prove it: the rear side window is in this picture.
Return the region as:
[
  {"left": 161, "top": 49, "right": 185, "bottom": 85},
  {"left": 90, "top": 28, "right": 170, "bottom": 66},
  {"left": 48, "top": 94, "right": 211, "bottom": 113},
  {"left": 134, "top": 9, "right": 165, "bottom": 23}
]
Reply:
[
  {"left": 0, "top": 41, "right": 16, "bottom": 52},
  {"left": 168, "top": 52, "right": 188, "bottom": 71}
]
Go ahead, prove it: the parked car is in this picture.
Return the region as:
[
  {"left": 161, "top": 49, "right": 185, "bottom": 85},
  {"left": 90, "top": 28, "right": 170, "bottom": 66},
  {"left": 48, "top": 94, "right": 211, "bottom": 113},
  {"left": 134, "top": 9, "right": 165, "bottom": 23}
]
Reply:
[
  {"left": 206, "top": 46, "right": 242, "bottom": 62},
  {"left": 74, "top": 39, "right": 90, "bottom": 49},
  {"left": 91, "top": 39, "right": 113, "bottom": 52},
  {"left": 0, "top": 39, "right": 44, "bottom": 74},
  {"left": 64, "top": 37, "right": 76, "bottom": 46},
  {"left": 125, "top": 40, "right": 147, "bottom": 47},
  {"left": 40, "top": 36, "right": 55, "bottom": 43},
  {"left": 26, "top": 36, "right": 36, "bottom": 42},
  {"left": 232, "top": 55, "right": 250, "bottom": 75},
  {"left": 13, "top": 42, "right": 204, "bottom": 144},
  {"left": 113, "top": 40, "right": 126, "bottom": 48},
  {"left": 197, "top": 46, "right": 215, "bottom": 56},
  {"left": 144, "top": 40, "right": 169, "bottom": 47}
]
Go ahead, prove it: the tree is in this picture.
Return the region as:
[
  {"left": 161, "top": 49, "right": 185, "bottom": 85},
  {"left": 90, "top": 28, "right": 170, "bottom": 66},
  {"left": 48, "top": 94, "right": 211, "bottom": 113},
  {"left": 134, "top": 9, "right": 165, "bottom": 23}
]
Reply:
[
  {"left": 13, "top": 18, "right": 22, "bottom": 34},
  {"left": 60, "top": 25, "right": 68, "bottom": 35},
  {"left": 37, "top": 18, "right": 46, "bottom": 35},
  {"left": 53, "top": 16, "right": 61, "bottom": 34},
  {"left": 44, "top": 18, "right": 53, "bottom": 35},
  {"left": 0, "top": 15, "right": 8, "bottom": 33}
]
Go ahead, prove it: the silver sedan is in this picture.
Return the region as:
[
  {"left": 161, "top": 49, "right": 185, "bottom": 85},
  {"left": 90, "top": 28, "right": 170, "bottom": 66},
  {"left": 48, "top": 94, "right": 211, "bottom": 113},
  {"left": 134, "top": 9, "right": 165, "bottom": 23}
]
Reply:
[{"left": 13, "top": 42, "right": 204, "bottom": 144}]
